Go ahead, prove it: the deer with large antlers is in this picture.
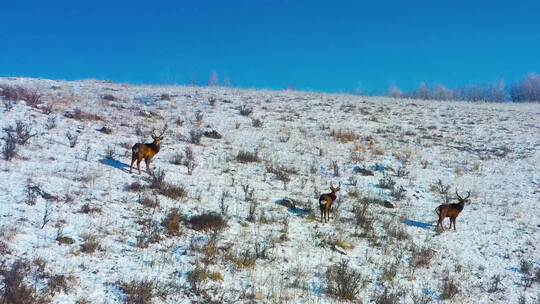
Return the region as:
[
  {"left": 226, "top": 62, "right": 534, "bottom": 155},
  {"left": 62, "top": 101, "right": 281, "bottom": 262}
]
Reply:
[
  {"left": 129, "top": 125, "right": 167, "bottom": 175},
  {"left": 319, "top": 182, "right": 341, "bottom": 223},
  {"left": 435, "top": 190, "right": 470, "bottom": 231}
]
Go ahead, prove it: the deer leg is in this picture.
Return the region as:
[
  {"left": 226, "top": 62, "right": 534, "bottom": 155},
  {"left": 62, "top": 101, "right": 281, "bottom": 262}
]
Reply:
[
  {"left": 452, "top": 217, "right": 456, "bottom": 231},
  {"left": 320, "top": 205, "right": 324, "bottom": 223},
  {"left": 145, "top": 158, "right": 152, "bottom": 175},
  {"left": 130, "top": 156, "right": 135, "bottom": 174},
  {"left": 136, "top": 159, "right": 142, "bottom": 175}
]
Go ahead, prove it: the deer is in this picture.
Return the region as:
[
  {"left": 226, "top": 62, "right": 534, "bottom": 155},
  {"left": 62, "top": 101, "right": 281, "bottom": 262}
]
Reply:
[
  {"left": 319, "top": 182, "right": 341, "bottom": 223},
  {"left": 435, "top": 190, "right": 470, "bottom": 231},
  {"left": 129, "top": 125, "right": 167, "bottom": 175}
]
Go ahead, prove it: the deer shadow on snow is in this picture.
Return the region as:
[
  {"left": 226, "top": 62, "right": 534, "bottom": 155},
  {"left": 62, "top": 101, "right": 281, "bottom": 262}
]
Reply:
[
  {"left": 275, "top": 199, "right": 312, "bottom": 217},
  {"left": 99, "top": 158, "right": 131, "bottom": 173},
  {"left": 402, "top": 219, "right": 434, "bottom": 230}
]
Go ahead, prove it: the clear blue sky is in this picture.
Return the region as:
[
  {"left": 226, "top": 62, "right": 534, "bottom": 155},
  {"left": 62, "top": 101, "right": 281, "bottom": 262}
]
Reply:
[{"left": 1, "top": 0, "right": 539, "bottom": 93}]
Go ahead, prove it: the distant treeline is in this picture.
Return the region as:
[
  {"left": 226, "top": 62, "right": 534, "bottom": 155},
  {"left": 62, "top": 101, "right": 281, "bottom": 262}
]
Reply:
[{"left": 388, "top": 74, "right": 540, "bottom": 102}]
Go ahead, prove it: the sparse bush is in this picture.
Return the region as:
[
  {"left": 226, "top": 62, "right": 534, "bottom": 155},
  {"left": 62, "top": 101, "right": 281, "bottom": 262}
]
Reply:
[
  {"left": 9, "top": 120, "right": 37, "bottom": 145},
  {"left": 120, "top": 280, "right": 161, "bottom": 304},
  {"left": 488, "top": 274, "right": 503, "bottom": 293},
  {"left": 194, "top": 110, "right": 204, "bottom": 126},
  {"left": 330, "top": 129, "right": 359, "bottom": 143},
  {"left": 0, "top": 85, "right": 42, "bottom": 108},
  {"left": 251, "top": 118, "right": 263, "bottom": 128},
  {"left": 236, "top": 150, "right": 259, "bottom": 163},
  {"left": 45, "top": 116, "right": 57, "bottom": 130},
  {"left": 208, "top": 96, "right": 217, "bottom": 106},
  {"left": 374, "top": 287, "right": 404, "bottom": 304},
  {"left": 2, "top": 130, "right": 17, "bottom": 161},
  {"left": 520, "top": 259, "right": 532, "bottom": 274},
  {"left": 138, "top": 193, "right": 159, "bottom": 208},
  {"left": 0, "top": 259, "right": 50, "bottom": 304},
  {"left": 65, "top": 131, "right": 78, "bottom": 148},
  {"left": 47, "top": 274, "right": 69, "bottom": 296},
  {"left": 411, "top": 247, "right": 435, "bottom": 269},
  {"left": 149, "top": 168, "right": 166, "bottom": 190},
  {"left": 188, "top": 212, "right": 227, "bottom": 232},
  {"left": 125, "top": 181, "right": 143, "bottom": 192},
  {"left": 159, "top": 183, "right": 187, "bottom": 200},
  {"left": 430, "top": 179, "right": 451, "bottom": 204},
  {"left": 80, "top": 233, "right": 101, "bottom": 253},
  {"left": 439, "top": 274, "right": 460, "bottom": 300},
  {"left": 331, "top": 160, "right": 340, "bottom": 177},
  {"left": 162, "top": 208, "right": 182, "bottom": 236},
  {"left": 104, "top": 145, "right": 116, "bottom": 159},
  {"left": 189, "top": 129, "right": 203, "bottom": 145},
  {"left": 391, "top": 185, "right": 406, "bottom": 201},
  {"left": 379, "top": 173, "right": 396, "bottom": 190},
  {"left": 325, "top": 260, "right": 364, "bottom": 301},
  {"left": 239, "top": 104, "right": 253, "bottom": 116},
  {"left": 170, "top": 152, "right": 183, "bottom": 165}
]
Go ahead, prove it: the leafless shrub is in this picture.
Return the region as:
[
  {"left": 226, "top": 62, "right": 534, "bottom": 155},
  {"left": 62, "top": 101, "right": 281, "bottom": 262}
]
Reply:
[
  {"left": 247, "top": 198, "right": 258, "bottom": 222},
  {"left": 162, "top": 208, "right": 182, "bottom": 236},
  {"left": 265, "top": 162, "right": 296, "bottom": 184},
  {"left": 374, "top": 287, "right": 404, "bottom": 304},
  {"left": 330, "top": 129, "right": 359, "bottom": 143},
  {"left": 45, "top": 116, "right": 57, "bottom": 130},
  {"left": 325, "top": 260, "right": 364, "bottom": 301},
  {"left": 219, "top": 191, "right": 229, "bottom": 216},
  {"left": 120, "top": 280, "right": 163, "bottom": 304},
  {"left": 439, "top": 274, "right": 460, "bottom": 300},
  {"left": 251, "top": 118, "right": 263, "bottom": 128},
  {"left": 65, "top": 131, "right": 78, "bottom": 148},
  {"left": 2, "top": 99, "right": 13, "bottom": 111},
  {"left": 170, "top": 152, "right": 183, "bottom": 165},
  {"left": 520, "top": 259, "right": 532, "bottom": 274},
  {"left": 391, "top": 185, "right": 406, "bottom": 201},
  {"left": 194, "top": 110, "right": 204, "bottom": 126},
  {"left": 395, "top": 166, "right": 410, "bottom": 177},
  {"left": 41, "top": 201, "right": 51, "bottom": 229},
  {"left": 138, "top": 193, "right": 159, "bottom": 208},
  {"left": 65, "top": 108, "right": 102, "bottom": 121},
  {"left": 188, "top": 212, "right": 227, "bottom": 232},
  {"left": 47, "top": 274, "right": 69, "bottom": 296},
  {"left": 410, "top": 247, "right": 435, "bottom": 269},
  {"left": 159, "top": 183, "right": 187, "bottom": 200},
  {"left": 0, "top": 85, "right": 42, "bottom": 108},
  {"left": 203, "top": 129, "right": 222, "bottom": 139},
  {"left": 136, "top": 217, "right": 162, "bottom": 248},
  {"left": 125, "top": 181, "right": 144, "bottom": 192},
  {"left": 2, "top": 130, "right": 17, "bottom": 161},
  {"left": 104, "top": 145, "right": 116, "bottom": 159},
  {"left": 378, "top": 173, "right": 396, "bottom": 190},
  {"left": 488, "top": 274, "right": 503, "bottom": 293},
  {"left": 331, "top": 160, "right": 340, "bottom": 177},
  {"left": 208, "top": 96, "right": 217, "bottom": 106},
  {"left": 236, "top": 150, "right": 259, "bottom": 163},
  {"left": 0, "top": 259, "right": 50, "bottom": 304},
  {"left": 430, "top": 179, "right": 451, "bottom": 204},
  {"left": 80, "top": 233, "right": 101, "bottom": 253},
  {"left": 239, "top": 104, "right": 253, "bottom": 116},
  {"left": 3, "top": 121, "right": 37, "bottom": 145},
  {"left": 149, "top": 168, "right": 166, "bottom": 190},
  {"left": 189, "top": 129, "right": 203, "bottom": 145}
]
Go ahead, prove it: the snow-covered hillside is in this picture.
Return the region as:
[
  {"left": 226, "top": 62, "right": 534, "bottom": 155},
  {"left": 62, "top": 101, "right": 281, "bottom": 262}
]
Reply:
[{"left": 0, "top": 77, "right": 539, "bottom": 303}]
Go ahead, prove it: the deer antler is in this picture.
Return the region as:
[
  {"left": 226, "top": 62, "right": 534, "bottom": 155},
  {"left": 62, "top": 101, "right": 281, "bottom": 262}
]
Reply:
[
  {"left": 455, "top": 190, "right": 462, "bottom": 201},
  {"left": 464, "top": 191, "right": 470, "bottom": 200},
  {"left": 151, "top": 123, "right": 168, "bottom": 138}
]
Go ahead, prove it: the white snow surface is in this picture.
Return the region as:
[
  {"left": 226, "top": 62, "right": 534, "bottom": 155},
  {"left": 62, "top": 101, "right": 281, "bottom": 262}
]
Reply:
[{"left": 0, "top": 77, "right": 539, "bottom": 303}]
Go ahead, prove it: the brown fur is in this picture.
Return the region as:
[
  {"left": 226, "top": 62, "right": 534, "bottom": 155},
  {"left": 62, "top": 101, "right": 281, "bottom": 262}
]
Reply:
[
  {"left": 319, "top": 182, "right": 341, "bottom": 223},
  {"left": 435, "top": 191, "right": 470, "bottom": 231},
  {"left": 129, "top": 126, "right": 167, "bottom": 175}
]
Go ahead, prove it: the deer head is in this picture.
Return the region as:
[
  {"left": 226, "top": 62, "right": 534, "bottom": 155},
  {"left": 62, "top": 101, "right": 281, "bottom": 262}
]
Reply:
[
  {"left": 150, "top": 124, "right": 168, "bottom": 145},
  {"left": 330, "top": 182, "right": 341, "bottom": 193}
]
